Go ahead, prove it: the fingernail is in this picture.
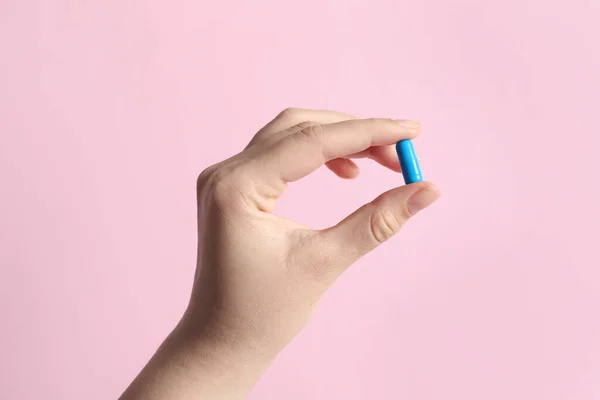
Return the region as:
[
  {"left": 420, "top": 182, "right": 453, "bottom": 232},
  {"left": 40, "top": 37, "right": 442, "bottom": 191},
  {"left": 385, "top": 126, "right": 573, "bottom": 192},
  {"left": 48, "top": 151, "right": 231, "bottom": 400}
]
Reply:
[
  {"left": 396, "top": 120, "right": 421, "bottom": 130},
  {"left": 407, "top": 187, "right": 440, "bottom": 215}
]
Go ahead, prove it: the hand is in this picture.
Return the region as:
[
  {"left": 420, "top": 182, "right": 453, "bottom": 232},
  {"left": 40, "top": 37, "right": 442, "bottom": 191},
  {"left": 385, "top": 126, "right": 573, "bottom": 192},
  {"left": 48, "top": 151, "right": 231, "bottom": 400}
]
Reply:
[{"left": 120, "top": 108, "right": 440, "bottom": 400}]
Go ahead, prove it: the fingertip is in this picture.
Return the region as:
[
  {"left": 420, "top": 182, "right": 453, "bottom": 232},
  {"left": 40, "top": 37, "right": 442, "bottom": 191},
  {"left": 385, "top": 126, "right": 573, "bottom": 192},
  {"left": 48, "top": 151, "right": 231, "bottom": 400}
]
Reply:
[
  {"left": 406, "top": 182, "right": 441, "bottom": 215},
  {"left": 416, "top": 181, "right": 441, "bottom": 196}
]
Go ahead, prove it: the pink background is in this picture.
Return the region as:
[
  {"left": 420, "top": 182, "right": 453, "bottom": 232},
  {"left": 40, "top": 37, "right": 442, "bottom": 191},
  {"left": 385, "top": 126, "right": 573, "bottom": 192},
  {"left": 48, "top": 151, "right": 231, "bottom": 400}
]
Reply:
[{"left": 1, "top": 1, "right": 600, "bottom": 399}]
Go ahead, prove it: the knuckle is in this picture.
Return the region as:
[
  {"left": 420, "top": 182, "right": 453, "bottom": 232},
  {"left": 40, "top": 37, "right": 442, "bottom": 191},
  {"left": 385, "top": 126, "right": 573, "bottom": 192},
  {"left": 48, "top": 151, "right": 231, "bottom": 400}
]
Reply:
[
  {"left": 296, "top": 123, "right": 323, "bottom": 142},
  {"left": 279, "top": 107, "right": 300, "bottom": 119},
  {"left": 196, "top": 166, "right": 216, "bottom": 193},
  {"left": 369, "top": 208, "right": 403, "bottom": 243},
  {"left": 197, "top": 165, "right": 241, "bottom": 207},
  {"left": 295, "top": 120, "right": 318, "bottom": 130},
  {"left": 210, "top": 168, "right": 239, "bottom": 204},
  {"left": 291, "top": 123, "right": 327, "bottom": 161}
]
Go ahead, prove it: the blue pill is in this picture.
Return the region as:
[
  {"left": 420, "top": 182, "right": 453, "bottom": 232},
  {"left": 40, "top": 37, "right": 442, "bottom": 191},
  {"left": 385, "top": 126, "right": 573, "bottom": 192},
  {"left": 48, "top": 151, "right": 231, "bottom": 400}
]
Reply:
[{"left": 396, "top": 139, "right": 423, "bottom": 184}]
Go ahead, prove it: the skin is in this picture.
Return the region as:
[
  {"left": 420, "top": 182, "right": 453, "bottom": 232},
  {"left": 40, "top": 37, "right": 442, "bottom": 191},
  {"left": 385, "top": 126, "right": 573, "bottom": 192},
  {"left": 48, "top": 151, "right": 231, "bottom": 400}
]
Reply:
[{"left": 119, "top": 108, "right": 441, "bottom": 400}]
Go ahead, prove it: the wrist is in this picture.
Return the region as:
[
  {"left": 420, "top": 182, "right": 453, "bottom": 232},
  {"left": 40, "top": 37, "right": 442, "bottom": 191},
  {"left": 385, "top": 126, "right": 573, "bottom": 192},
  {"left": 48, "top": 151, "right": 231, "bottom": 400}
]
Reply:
[
  {"left": 169, "top": 316, "right": 277, "bottom": 396},
  {"left": 120, "top": 317, "right": 276, "bottom": 400}
]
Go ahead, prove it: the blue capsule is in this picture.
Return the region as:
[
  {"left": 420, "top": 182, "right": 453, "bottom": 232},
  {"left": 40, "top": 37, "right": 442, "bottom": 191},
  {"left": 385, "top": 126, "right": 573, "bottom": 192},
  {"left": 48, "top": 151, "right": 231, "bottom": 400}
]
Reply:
[{"left": 396, "top": 139, "right": 423, "bottom": 184}]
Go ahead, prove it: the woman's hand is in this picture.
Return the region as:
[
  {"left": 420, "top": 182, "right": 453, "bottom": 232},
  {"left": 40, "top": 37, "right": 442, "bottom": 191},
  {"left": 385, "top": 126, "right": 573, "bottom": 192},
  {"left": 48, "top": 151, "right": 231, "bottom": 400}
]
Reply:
[{"left": 120, "top": 109, "right": 440, "bottom": 400}]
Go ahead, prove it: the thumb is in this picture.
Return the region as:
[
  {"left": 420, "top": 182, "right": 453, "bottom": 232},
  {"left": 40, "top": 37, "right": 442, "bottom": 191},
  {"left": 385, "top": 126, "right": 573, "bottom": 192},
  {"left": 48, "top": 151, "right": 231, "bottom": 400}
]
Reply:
[{"left": 318, "top": 182, "right": 440, "bottom": 270}]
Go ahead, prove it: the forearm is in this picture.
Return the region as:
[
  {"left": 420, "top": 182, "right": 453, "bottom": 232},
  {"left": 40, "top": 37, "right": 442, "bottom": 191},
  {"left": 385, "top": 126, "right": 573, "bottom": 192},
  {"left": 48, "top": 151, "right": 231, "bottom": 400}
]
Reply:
[{"left": 119, "top": 320, "right": 274, "bottom": 400}]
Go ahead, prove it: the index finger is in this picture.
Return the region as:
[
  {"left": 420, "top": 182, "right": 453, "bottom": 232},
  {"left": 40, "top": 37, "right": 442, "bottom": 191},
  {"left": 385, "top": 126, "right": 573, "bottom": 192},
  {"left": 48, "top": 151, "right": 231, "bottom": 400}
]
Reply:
[
  {"left": 258, "top": 118, "right": 421, "bottom": 183},
  {"left": 256, "top": 108, "right": 356, "bottom": 138}
]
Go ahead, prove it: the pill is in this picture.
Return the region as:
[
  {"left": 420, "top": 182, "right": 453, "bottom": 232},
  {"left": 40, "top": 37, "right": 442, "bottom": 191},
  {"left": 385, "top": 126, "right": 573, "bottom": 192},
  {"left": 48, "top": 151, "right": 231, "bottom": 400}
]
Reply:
[{"left": 395, "top": 139, "right": 423, "bottom": 184}]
